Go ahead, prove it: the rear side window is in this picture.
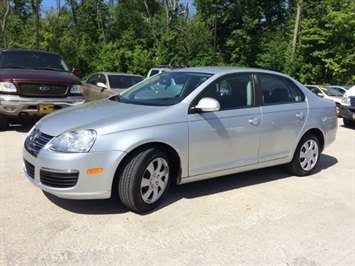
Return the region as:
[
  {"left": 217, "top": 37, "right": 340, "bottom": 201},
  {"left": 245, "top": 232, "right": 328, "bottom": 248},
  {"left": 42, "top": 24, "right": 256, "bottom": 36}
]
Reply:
[{"left": 260, "top": 75, "right": 305, "bottom": 105}]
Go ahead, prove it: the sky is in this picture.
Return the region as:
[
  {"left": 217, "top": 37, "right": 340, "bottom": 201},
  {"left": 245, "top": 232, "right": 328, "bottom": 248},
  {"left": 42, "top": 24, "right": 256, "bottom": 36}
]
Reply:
[{"left": 41, "top": 0, "right": 60, "bottom": 9}]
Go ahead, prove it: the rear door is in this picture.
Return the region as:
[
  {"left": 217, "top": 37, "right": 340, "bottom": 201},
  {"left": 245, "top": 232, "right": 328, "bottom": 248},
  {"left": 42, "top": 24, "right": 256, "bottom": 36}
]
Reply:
[{"left": 258, "top": 74, "right": 308, "bottom": 162}]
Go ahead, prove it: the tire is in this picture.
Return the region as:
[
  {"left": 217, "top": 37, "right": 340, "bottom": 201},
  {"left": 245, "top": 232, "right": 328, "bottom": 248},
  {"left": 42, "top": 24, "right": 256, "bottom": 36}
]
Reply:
[
  {"left": 288, "top": 134, "right": 320, "bottom": 176},
  {"left": 0, "top": 115, "right": 9, "bottom": 130},
  {"left": 118, "top": 147, "right": 171, "bottom": 213},
  {"left": 336, "top": 103, "right": 341, "bottom": 117},
  {"left": 343, "top": 118, "right": 355, "bottom": 128}
]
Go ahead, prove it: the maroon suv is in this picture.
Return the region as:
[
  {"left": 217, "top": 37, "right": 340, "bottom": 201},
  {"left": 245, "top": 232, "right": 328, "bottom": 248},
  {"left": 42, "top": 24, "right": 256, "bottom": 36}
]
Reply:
[{"left": 0, "top": 49, "right": 85, "bottom": 129}]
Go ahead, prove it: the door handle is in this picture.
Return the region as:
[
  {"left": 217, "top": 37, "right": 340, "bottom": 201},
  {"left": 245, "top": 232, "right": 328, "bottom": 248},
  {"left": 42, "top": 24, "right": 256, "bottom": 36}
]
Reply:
[
  {"left": 296, "top": 112, "right": 304, "bottom": 120},
  {"left": 248, "top": 117, "right": 259, "bottom": 126}
]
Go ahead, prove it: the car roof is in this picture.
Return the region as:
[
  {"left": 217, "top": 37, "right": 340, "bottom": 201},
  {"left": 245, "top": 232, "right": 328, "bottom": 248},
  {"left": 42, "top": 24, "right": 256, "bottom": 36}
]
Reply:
[{"left": 171, "top": 67, "right": 290, "bottom": 77}]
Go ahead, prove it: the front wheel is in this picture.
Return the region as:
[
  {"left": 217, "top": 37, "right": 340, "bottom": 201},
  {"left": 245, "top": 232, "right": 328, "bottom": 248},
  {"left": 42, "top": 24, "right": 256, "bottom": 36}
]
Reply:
[
  {"left": 0, "top": 115, "right": 9, "bottom": 130},
  {"left": 336, "top": 103, "right": 341, "bottom": 117},
  {"left": 118, "top": 147, "right": 171, "bottom": 213},
  {"left": 288, "top": 134, "right": 320, "bottom": 176}
]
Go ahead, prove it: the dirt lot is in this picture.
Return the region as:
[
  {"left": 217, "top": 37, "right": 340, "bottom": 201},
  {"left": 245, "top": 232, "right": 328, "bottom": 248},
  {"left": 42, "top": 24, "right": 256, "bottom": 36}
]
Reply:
[{"left": 0, "top": 118, "right": 354, "bottom": 265}]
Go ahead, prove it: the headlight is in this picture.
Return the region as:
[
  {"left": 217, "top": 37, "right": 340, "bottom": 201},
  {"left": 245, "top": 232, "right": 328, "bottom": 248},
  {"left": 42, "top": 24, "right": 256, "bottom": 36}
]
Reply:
[
  {"left": 70, "top": 85, "right": 82, "bottom": 94},
  {"left": 48, "top": 129, "right": 97, "bottom": 153},
  {"left": 341, "top": 94, "right": 349, "bottom": 105},
  {"left": 0, "top": 82, "right": 17, "bottom": 92}
]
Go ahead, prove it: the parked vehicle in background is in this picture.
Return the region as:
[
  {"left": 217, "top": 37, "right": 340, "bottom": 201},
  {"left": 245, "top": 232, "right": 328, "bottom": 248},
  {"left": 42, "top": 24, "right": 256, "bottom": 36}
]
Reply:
[
  {"left": 325, "top": 85, "right": 349, "bottom": 95},
  {"left": 304, "top": 85, "right": 343, "bottom": 116},
  {"left": 0, "top": 49, "right": 85, "bottom": 129},
  {"left": 23, "top": 67, "right": 337, "bottom": 213},
  {"left": 146, "top": 66, "right": 171, "bottom": 78},
  {"left": 83, "top": 72, "right": 144, "bottom": 101},
  {"left": 339, "top": 85, "right": 355, "bottom": 127},
  {"left": 146, "top": 63, "right": 187, "bottom": 78}
]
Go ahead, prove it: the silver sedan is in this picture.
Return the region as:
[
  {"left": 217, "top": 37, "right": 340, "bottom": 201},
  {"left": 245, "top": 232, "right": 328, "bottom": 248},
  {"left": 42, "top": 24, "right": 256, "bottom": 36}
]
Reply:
[{"left": 23, "top": 67, "right": 338, "bottom": 213}]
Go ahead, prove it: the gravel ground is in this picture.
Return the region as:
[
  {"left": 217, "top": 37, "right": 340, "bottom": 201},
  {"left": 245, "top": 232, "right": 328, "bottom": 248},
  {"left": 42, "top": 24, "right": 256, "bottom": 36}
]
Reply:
[{"left": 0, "top": 118, "right": 354, "bottom": 265}]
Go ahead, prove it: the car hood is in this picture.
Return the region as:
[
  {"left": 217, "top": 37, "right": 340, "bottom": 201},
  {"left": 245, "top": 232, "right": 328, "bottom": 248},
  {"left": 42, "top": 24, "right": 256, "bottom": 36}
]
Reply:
[
  {"left": 0, "top": 69, "right": 81, "bottom": 84},
  {"left": 37, "top": 98, "right": 185, "bottom": 136},
  {"left": 325, "top": 95, "right": 342, "bottom": 103}
]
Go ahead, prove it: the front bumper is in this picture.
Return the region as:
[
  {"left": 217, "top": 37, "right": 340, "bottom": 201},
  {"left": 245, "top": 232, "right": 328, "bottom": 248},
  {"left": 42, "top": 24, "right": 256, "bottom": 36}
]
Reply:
[
  {"left": 23, "top": 147, "right": 126, "bottom": 199},
  {"left": 339, "top": 104, "right": 355, "bottom": 121},
  {"left": 0, "top": 95, "right": 85, "bottom": 117}
]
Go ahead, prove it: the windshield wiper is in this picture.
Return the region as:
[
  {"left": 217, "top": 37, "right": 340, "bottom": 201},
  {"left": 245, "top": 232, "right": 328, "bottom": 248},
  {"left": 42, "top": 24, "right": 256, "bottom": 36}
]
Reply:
[
  {"left": 110, "top": 95, "right": 121, "bottom": 102},
  {"left": 34, "top": 67, "right": 63, "bottom": 72}
]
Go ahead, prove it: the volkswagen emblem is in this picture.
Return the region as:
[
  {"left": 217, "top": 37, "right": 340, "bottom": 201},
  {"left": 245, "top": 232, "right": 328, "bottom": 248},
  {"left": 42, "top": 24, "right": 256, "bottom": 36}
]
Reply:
[{"left": 39, "top": 86, "right": 50, "bottom": 91}]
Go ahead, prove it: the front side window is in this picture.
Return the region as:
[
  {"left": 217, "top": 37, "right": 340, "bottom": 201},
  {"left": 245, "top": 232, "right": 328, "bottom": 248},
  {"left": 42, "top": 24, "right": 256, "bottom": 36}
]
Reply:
[
  {"left": 197, "top": 74, "right": 254, "bottom": 110},
  {"left": 260, "top": 75, "right": 305, "bottom": 105},
  {"left": 87, "top": 74, "right": 99, "bottom": 85},
  {"left": 114, "top": 71, "right": 213, "bottom": 106},
  {"left": 97, "top": 74, "right": 107, "bottom": 84}
]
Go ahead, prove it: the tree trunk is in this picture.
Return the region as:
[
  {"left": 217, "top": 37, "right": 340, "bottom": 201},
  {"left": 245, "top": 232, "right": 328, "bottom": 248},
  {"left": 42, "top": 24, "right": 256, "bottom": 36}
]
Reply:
[
  {"left": 69, "top": 0, "right": 78, "bottom": 28},
  {"left": 290, "top": 0, "right": 302, "bottom": 75},
  {"left": 1, "top": 0, "right": 10, "bottom": 48},
  {"left": 143, "top": 0, "right": 158, "bottom": 42}
]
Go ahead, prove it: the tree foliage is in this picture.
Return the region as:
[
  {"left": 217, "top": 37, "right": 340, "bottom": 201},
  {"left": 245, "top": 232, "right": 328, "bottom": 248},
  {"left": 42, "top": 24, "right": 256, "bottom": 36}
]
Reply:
[{"left": 0, "top": 0, "right": 354, "bottom": 84}]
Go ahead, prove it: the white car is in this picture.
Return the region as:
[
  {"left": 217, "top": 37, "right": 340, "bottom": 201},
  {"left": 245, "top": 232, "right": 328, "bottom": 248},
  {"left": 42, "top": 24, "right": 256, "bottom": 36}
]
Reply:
[
  {"left": 339, "top": 85, "right": 355, "bottom": 127},
  {"left": 146, "top": 67, "right": 171, "bottom": 78},
  {"left": 305, "top": 85, "right": 343, "bottom": 116}
]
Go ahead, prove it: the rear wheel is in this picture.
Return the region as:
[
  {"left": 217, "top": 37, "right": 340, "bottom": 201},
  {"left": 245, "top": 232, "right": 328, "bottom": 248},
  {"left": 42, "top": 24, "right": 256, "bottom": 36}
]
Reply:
[
  {"left": 288, "top": 134, "right": 320, "bottom": 176},
  {"left": 343, "top": 118, "right": 355, "bottom": 128},
  {"left": 118, "top": 147, "right": 171, "bottom": 213}
]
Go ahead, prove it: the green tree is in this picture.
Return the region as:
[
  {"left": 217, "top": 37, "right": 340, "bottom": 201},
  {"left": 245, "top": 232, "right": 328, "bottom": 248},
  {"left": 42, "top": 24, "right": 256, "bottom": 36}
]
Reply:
[{"left": 296, "top": 0, "right": 355, "bottom": 84}]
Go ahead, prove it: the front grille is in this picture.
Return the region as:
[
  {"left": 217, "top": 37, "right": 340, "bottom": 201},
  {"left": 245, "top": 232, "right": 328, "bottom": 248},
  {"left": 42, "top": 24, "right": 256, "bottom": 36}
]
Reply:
[
  {"left": 19, "top": 84, "right": 68, "bottom": 97},
  {"left": 350, "top": 97, "right": 355, "bottom": 107},
  {"left": 24, "top": 160, "right": 35, "bottom": 179},
  {"left": 40, "top": 169, "right": 79, "bottom": 188},
  {"left": 24, "top": 129, "right": 53, "bottom": 157}
]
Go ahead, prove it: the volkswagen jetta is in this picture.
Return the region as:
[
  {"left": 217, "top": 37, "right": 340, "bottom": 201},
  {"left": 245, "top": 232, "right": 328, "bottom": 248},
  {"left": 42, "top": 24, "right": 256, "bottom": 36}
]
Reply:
[{"left": 23, "top": 67, "right": 338, "bottom": 213}]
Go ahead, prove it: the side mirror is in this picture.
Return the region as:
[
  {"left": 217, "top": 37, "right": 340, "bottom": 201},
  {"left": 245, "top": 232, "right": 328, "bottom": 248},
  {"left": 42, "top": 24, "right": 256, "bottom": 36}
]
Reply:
[
  {"left": 71, "top": 67, "right": 82, "bottom": 78},
  {"left": 317, "top": 93, "right": 324, "bottom": 98},
  {"left": 194, "top": 97, "right": 220, "bottom": 112},
  {"left": 97, "top": 82, "right": 108, "bottom": 91}
]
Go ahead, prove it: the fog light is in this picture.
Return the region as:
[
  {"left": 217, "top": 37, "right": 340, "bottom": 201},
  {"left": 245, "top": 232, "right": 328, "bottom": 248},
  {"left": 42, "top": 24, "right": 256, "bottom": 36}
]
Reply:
[
  {"left": 87, "top": 168, "right": 103, "bottom": 175},
  {"left": 4, "top": 106, "right": 16, "bottom": 112}
]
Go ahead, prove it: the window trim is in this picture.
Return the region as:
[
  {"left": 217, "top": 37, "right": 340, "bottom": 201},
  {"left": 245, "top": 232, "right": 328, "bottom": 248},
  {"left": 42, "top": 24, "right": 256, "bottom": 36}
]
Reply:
[
  {"left": 256, "top": 73, "right": 306, "bottom": 106},
  {"left": 189, "top": 72, "right": 258, "bottom": 113}
]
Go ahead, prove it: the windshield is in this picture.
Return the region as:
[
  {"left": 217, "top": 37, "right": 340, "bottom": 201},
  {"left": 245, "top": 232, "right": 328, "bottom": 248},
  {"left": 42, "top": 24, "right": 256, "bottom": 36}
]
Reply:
[
  {"left": 0, "top": 51, "right": 70, "bottom": 72},
  {"left": 321, "top": 86, "right": 343, "bottom": 96},
  {"left": 112, "top": 71, "right": 213, "bottom": 106}
]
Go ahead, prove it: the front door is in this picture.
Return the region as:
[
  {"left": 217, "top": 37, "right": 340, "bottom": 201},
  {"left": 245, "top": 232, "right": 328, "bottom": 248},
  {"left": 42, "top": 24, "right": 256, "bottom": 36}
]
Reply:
[{"left": 188, "top": 74, "right": 262, "bottom": 177}]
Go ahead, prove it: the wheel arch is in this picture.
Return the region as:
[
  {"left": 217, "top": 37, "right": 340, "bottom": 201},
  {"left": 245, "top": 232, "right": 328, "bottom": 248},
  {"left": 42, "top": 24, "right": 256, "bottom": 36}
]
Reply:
[
  {"left": 111, "top": 142, "right": 182, "bottom": 196},
  {"left": 300, "top": 128, "right": 325, "bottom": 152}
]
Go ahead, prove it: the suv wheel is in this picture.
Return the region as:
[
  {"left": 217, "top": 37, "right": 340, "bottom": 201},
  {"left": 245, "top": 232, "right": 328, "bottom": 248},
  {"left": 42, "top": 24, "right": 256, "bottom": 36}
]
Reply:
[
  {"left": 343, "top": 118, "right": 355, "bottom": 128},
  {"left": 0, "top": 116, "right": 9, "bottom": 130}
]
